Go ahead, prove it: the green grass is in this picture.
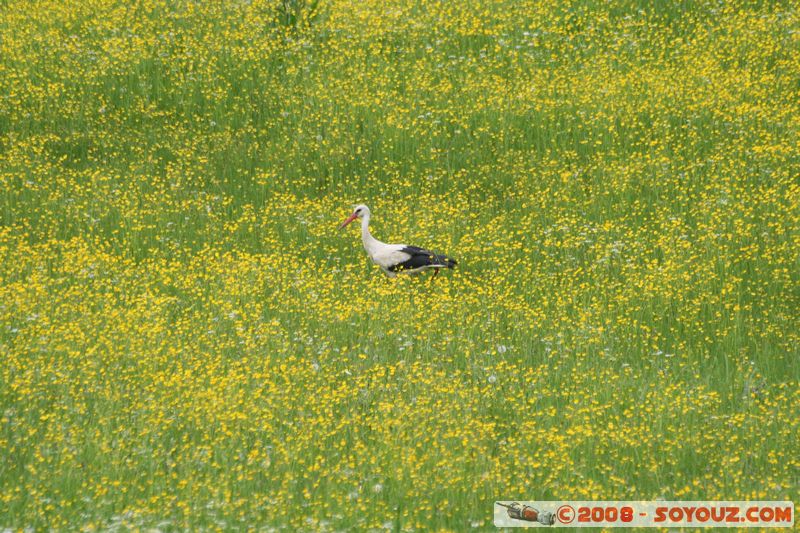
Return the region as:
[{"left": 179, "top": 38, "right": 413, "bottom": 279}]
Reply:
[{"left": 0, "top": 0, "right": 798, "bottom": 530}]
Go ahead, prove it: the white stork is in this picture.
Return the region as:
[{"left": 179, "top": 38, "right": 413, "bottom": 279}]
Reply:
[{"left": 339, "top": 204, "right": 457, "bottom": 278}]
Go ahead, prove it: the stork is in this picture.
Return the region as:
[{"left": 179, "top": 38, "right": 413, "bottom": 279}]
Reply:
[{"left": 339, "top": 204, "right": 457, "bottom": 279}]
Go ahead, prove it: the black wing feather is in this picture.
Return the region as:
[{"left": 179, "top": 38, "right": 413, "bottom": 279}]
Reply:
[{"left": 388, "top": 245, "right": 457, "bottom": 272}]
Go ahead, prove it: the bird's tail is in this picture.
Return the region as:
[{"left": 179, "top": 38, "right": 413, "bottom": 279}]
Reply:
[{"left": 434, "top": 254, "right": 457, "bottom": 269}]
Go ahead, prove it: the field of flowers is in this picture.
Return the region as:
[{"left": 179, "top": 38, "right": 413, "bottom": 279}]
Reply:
[{"left": 1, "top": 0, "right": 798, "bottom": 530}]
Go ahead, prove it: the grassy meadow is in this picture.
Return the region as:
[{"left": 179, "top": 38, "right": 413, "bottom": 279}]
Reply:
[{"left": 1, "top": 0, "right": 799, "bottom": 529}]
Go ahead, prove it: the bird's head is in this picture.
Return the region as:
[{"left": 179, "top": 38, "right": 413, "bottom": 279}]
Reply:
[{"left": 339, "top": 204, "right": 370, "bottom": 229}]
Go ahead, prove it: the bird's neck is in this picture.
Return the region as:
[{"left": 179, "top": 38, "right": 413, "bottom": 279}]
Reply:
[{"left": 361, "top": 214, "right": 382, "bottom": 254}]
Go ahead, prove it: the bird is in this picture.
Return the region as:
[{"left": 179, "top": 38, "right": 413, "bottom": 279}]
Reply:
[{"left": 339, "top": 204, "right": 457, "bottom": 279}]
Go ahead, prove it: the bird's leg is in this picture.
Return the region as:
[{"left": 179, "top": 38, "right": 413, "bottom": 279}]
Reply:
[{"left": 430, "top": 268, "right": 440, "bottom": 281}]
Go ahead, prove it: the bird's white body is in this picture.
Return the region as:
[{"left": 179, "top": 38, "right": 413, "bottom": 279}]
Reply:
[
  {"left": 359, "top": 213, "right": 421, "bottom": 277},
  {"left": 341, "top": 205, "right": 456, "bottom": 278}
]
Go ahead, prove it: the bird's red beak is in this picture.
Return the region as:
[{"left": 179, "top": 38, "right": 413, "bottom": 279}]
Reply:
[{"left": 339, "top": 213, "right": 358, "bottom": 229}]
